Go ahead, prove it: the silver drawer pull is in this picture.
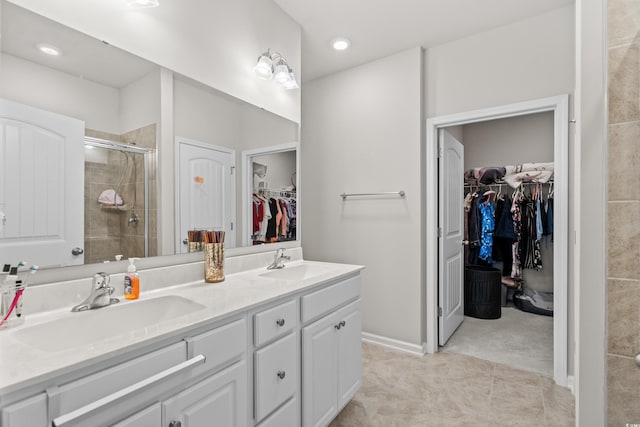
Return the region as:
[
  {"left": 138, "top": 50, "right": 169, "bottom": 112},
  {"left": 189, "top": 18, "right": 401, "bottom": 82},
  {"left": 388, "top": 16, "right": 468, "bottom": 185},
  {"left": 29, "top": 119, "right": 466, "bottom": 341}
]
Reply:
[
  {"left": 276, "top": 318, "right": 285, "bottom": 327},
  {"left": 277, "top": 370, "right": 286, "bottom": 380},
  {"left": 52, "top": 354, "right": 206, "bottom": 427}
]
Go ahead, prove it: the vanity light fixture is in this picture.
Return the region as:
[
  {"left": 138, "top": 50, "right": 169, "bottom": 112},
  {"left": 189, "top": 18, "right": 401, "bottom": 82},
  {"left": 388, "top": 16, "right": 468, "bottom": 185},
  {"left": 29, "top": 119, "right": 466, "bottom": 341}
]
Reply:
[
  {"left": 126, "top": 0, "right": 160, "bottom": 9},
  {"left": 331, "top": 37, "right": 351, "bottom": 51},
  {"left": 253, "top": 49, "right": 299, "bottom": 90},
  {"left": 37, "top": 43, "right": 61, "bottom": 56}
]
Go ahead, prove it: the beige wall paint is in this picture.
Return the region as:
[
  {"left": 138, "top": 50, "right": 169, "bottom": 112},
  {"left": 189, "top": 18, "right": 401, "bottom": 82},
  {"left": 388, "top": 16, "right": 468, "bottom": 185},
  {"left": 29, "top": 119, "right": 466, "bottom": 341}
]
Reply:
[
  {"left": 425, "top": 5, "right": 576, "bottom": 374},
  {"left": 607, "top": 0, "right": 640, "bottom": 424},
  {"left": 302, "top": 47, "right": 424, "bottom": 347}
]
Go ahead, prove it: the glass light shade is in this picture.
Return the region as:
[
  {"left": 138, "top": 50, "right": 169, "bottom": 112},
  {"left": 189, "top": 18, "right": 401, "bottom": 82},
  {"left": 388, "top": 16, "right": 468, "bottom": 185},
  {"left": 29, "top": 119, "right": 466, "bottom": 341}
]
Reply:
[
  {"left": 282, "top": 72, "right": 299, "bottom": 90},
  {"left": 253, "top": 55, "right": 273, "bottom": 80},
  {"left": 273, "top": 64, "right": 290, "bottom": 85}
]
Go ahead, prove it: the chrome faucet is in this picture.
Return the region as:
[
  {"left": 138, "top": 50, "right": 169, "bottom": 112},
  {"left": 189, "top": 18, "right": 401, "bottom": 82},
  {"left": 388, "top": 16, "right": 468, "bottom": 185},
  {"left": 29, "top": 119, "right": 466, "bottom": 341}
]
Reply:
[
  {"left": 71, "top": 272, "right": 119, "bottom": 312},
  {"left": 267, "top": 248, "right": 290, "bottom": 270}
]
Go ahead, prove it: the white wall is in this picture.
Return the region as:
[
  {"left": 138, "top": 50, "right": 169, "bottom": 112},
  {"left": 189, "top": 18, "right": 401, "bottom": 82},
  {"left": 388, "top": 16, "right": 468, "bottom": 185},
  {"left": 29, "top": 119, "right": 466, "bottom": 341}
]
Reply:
[
  {"left": 425, "top": 4, "right": 576, "bottom": 373},
  {"left": 10, "top": 0, "right": 301, "bottom": 123},
  {"left": 462, "top": 112, "right": 554, "bottom": 170},
  {"left": 252, "top": 151, "right": 296, "bottom": 189},
  {"left": 302, "top": 47, "right": 423, "bottom": 348},
  {"left": 0, "top": 53, "right": 121, "bottom": 132},
  {"left": 173, "top": 76, "right": 242, "bottom": 148},
  {"left": 425, "top": 5, "right": 575, "bottom": 117},
  {"left": 575, "top": 0, "right": 607, "bottom": 423},
  {"left": 120, "top": 69, "right": 161, "bottom": 134}
]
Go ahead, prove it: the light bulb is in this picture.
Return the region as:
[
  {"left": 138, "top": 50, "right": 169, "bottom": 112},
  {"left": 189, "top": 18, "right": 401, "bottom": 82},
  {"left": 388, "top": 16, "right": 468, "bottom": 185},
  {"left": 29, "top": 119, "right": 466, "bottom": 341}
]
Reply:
[{"left": 332, "top": 38, "right": 351, "bottom": 51}]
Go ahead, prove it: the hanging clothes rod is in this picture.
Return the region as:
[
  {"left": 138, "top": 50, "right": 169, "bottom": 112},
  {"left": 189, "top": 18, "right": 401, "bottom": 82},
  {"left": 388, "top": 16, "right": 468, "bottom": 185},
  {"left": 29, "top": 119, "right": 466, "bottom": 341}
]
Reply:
[{"left": 340, "top": 190, "right": 406, "bottom": 200}]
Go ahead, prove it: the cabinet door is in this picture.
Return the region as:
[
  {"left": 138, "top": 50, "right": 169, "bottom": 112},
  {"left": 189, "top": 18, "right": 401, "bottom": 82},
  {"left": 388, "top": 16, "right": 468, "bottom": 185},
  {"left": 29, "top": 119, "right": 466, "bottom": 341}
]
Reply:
[
  {"left": 112, "top": 403, "right": 161, "bottom": 427},
  {"left": 336, "top": 300, "right": 362, "bottom": 410},
  {"left": 302, "top": 311, "right": 339, "bottom": 427},
  {"left": 163, "top": 360, "right": 247, "bottom": 427},
  {"left": 0, "top": 393, "right": 47, "bottom": 427}
]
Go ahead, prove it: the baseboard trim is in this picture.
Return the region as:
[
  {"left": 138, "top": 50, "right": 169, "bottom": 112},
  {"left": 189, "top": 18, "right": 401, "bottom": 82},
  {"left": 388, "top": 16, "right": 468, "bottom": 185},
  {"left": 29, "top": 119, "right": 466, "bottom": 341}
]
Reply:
[
  {"left": 361, "top": 332, "right": 426, "bottom": 356},
  {"left": 567, "top": 375, "right": 575, "bottom": 394}
]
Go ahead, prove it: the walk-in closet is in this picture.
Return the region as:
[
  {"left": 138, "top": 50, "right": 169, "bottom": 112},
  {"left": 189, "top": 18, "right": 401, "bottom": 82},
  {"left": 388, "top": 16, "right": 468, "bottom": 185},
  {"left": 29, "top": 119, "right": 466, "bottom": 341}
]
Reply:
[{"left": 440, "top": 111, "right": 556, "bottom": 378}]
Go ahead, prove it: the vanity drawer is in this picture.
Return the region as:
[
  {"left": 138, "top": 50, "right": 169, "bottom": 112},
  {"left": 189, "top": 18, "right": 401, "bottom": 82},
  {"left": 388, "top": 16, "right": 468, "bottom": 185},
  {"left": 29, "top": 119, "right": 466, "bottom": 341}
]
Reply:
[
  {"left": 254, "top": 332, "right": 297, "bottom": 422},
  {"left": 301, "top": 275, "right": 360, "bottom": 323},
  {"left": 254, "top": 299, "right": 297, "bottom": 347},
  {"left": 186, "top": 317, "right": 247, "bottom": 372},
  {"left": 257, "top": 397, "right": 298, "bottom": 427},
  {"left": 54, "top": 341, "right": 187, "bottom": 416}
]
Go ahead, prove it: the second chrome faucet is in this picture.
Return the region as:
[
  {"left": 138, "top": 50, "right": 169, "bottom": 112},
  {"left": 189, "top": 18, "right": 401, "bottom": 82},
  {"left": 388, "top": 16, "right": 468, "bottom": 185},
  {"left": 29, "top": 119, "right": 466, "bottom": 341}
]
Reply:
[
  {"left": 71, "top": 272, "right": 119, "bottom": 312},
  {"left": 267, "top": 248, "right": 290, "bottom": 270}
]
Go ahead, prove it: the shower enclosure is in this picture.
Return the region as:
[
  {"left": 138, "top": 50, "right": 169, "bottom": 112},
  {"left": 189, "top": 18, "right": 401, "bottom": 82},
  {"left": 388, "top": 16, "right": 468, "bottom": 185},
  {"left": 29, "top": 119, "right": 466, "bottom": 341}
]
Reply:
[{"left": 84, "top": 137, "right": 153, "bottom": 264}]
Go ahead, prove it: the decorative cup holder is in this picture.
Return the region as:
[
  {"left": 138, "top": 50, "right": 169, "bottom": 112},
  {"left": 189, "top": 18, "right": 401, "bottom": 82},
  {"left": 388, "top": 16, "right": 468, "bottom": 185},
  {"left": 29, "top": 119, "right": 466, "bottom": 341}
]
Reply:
[{"left": 204, "top": 242, "right": 225, "bottom": 283}]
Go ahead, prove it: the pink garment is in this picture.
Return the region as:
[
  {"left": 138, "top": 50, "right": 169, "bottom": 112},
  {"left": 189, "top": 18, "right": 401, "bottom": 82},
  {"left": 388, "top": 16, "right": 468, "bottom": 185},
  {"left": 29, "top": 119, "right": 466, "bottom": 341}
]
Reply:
[{"left": 97, "top": 189, "right": 123, "bottom": 206}]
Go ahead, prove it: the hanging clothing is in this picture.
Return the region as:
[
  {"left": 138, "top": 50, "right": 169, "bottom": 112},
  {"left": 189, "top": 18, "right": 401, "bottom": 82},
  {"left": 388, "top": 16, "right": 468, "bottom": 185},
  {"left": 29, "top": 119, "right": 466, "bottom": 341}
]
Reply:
[
  {"left": 467, "top": 193, "right": 482, "bottom": 265},
  {"left": 478, "top": 199, "right": 495, "bottom": 263}
]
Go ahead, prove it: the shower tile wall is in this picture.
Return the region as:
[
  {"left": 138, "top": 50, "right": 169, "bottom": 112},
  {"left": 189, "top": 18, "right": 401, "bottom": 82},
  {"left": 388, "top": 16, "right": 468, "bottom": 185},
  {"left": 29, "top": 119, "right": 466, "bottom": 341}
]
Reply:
[
  {"left": 84, "top": 124, "right": 157, "bottom": 264},
  {"left": 607, "top": 0, "right": 640, "bottom": 424}
]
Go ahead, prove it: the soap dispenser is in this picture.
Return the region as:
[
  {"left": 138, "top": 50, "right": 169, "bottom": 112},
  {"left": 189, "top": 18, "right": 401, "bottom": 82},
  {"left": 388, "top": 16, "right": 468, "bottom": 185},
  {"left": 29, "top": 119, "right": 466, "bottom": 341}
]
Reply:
[{"left": 124, "top": 258, "right": 140, "bottom": 300}]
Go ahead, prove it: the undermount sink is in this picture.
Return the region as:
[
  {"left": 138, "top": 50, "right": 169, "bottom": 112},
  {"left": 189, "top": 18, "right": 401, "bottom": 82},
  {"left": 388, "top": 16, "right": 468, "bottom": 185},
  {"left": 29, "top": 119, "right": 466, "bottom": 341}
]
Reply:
[
  {"left": 259, "top": 263, "right": 332, "bottom": 281},
  {"left": 14, "top": 295, "right": 205, "bottom": 352}
]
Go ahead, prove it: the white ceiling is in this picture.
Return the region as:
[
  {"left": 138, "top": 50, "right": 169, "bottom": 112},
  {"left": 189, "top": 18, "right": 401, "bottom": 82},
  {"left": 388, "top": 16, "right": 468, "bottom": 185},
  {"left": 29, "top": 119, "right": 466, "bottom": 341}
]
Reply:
[
  {"left": 273, "top": 0, "right": 574, "bottom": 82},
  {"left": 1, "top": 1, "right": 156, "bottom": 88}
]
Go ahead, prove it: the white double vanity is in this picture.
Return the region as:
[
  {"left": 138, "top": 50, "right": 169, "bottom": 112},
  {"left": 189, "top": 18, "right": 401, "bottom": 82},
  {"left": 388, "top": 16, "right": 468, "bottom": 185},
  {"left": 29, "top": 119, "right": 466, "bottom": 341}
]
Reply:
[{"left": 0, "top": 248, "right": 363, "bottom": 427}]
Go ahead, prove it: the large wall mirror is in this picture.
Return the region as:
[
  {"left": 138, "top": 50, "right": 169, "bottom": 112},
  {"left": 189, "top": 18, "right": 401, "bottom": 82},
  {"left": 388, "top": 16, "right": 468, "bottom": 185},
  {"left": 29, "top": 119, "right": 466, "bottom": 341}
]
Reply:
[{"left": 0, "top": 0, "right": 300, "bottom": 275}]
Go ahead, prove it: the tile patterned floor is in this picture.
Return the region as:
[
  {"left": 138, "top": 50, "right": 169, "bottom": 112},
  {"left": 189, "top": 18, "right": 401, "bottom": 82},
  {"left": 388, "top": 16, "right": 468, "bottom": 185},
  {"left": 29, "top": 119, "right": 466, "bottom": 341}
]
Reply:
[{"left": 329, "top": 343, "right": 575, "bottom": 427}]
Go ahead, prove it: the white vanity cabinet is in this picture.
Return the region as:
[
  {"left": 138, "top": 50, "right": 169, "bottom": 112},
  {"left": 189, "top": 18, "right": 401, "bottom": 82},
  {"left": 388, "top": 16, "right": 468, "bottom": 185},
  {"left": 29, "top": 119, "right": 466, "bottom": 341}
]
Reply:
[
  {"left": 251, "top": 299, "right": 300, "bottom": 426},
  {"left": 301, "top": 276, "right": 362, "bottom": 427},
  {"left": 0, "top": 266, "right": 363, "bottom": 427}
]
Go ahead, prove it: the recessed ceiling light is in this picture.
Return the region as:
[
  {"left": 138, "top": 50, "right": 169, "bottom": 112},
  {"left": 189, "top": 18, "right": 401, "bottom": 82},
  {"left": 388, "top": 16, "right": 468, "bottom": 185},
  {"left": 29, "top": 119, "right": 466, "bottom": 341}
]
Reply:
[
  {"left": 126, "top": 0, "right": 160, "bottom": 9},
  {"left": 37, "top": 43, "right": 61, "bottom": 56},
  {"left": 331, "top": 38, "right": 351, "bottom": 51}
]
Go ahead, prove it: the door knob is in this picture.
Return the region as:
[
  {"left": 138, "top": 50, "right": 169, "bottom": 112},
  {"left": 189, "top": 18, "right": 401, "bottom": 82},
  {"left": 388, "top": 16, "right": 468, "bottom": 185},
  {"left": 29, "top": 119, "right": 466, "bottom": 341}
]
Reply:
[
  {"left": 635, "top": 352, "right": 640, "bottom": 368},
  {"left": 71, "top": 247, "right": 84, "bottom": 256},
  {"left": 183, "top": 238, "right": 188, "bottom": 245},
  {"left": 277, "top": 370, "right": 286, "bottom": 379},
  {"left": 169, "top": 421, "right": 182, "bottom": 427}
]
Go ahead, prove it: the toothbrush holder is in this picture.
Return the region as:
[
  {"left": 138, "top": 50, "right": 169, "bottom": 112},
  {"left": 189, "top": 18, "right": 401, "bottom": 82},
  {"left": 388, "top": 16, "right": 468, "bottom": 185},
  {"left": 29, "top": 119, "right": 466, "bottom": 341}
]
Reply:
[{"left": 204, "top": 242, "right": 225, "bottom": 283}]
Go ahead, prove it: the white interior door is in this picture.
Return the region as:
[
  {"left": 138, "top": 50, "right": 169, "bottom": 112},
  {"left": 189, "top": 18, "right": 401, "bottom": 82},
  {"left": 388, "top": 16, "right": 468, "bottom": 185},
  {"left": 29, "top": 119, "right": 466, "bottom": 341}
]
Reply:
[
  {"left": 176, "top": 138, "right": 235, "bottom": 253},
  {"left": 438, "top": 129, "right": 465, "bottom": 346},
  {"left": 0, "top": 98, "right": 84, "bottom": 267}
]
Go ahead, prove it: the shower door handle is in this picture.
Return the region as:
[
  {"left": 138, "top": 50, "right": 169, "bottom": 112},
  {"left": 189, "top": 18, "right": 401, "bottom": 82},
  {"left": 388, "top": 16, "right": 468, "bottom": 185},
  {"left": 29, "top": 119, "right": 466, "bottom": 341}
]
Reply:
[{"left": 71, "top": 247, "right": 84, "bottom": 256}]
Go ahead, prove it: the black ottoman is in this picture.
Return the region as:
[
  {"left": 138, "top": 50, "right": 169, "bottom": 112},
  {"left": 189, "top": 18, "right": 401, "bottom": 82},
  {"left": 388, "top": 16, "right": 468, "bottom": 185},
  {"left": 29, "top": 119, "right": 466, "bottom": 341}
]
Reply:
[{"left": 464, "top": 265, "right": 502, "bottom": 319}]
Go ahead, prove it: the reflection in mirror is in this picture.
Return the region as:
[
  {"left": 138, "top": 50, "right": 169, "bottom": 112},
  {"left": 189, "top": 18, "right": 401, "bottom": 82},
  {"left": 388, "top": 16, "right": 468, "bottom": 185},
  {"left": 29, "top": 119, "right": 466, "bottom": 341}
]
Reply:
[
  {"left": 243, "top": 144, "right": 298, "bottom": 247},
  {"left": 0, "top": 0, "right": 300, "bottom": 273}
]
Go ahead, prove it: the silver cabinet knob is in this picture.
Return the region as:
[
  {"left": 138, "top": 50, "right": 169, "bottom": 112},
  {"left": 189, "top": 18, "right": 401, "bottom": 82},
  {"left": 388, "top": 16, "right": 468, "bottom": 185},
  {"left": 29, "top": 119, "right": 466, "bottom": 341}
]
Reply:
[
  {"left": 635, "top": 353, "right": 640, "bottom": 368},
  {"left": 277, "top": 370, "right": 286, "bottom": 380},
  {"left": 276, "top": 318, "right": 285, "bottom": 327},
  {"left": 71, "top": 247, "right": 84, "bottom": 256}
]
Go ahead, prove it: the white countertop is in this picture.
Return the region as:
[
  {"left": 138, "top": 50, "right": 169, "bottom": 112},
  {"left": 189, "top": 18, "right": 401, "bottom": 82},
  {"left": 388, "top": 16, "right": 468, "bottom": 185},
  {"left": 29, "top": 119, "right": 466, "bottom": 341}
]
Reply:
[{"left": 0, "top": 259, "right": 363, "bottom": 396}]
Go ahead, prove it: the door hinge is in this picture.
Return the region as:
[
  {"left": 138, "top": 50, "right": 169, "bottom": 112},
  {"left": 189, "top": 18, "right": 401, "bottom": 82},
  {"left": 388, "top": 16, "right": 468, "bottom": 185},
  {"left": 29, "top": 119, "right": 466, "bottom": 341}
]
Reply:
[
  {"left": 438, "top": 307, "right": 443, "bottom": 317},
  {"left": 230, "top": 222, "right": 234, "bottom": 231},
  {"left": 230, "top": 166, "right": 235, "bottom": 175},
  {"left": 438, "top": 227, "right": 443, "bottom": 238},
  {"left": 438, "top": 145, "right": 443, "bottom": 158}
]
